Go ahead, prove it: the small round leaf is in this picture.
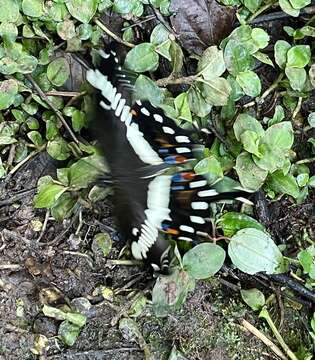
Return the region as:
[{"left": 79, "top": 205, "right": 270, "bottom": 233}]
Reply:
[{"left": 183, "top": 243, "right": 226, "bottom": 279}]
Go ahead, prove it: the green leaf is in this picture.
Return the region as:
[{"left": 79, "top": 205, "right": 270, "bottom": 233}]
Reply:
[
  {"left": 289, "top": 0, "right": 311, "bottom": 9},
  {"left": 92, "top": 232, "right": 112, "bottom": 257},
  {"left": 279, "top": 0, "right": 300, "bottom": 16},
  {"left": 241, "top": 288, "right": 265, "bottom": 311},
  {"left": 0, "top": 0, "right": 19, "bottom": 22},
  {"left": 71, "top": 110, "right": 86, "bottom": 132},
  {"left": 251, "top": 28, "right": 269, "bottom": 49},
  {"left": 27, "top": 131, "right": 43, "bottom": 146},
  {"left": 65, "top": 312, "right": 86, "bottom": 328},
  {"left": 42, "top": 304, "right": 66, "bottom": 320},
  {"left": 308, "top": 112, "right": 315, "bottom": 127},
  {"left": 218, "top": 212, "right": 265, "bottom": 237},
  {"left": 150, "top": 23, "right": 170, "bottom": 45},
  {"left": 194, "top": 156, "right": 223, "bottom": 184},
  {"left": 170, "top": 41, "right": 183, "bottom": 75},
  {"left": 269, "top": 105, "right": 285, "bottom": 126},
  {"left": 253, "top": 51, "right": 274, "bottom": 67},
  {"left": 187, "top": 84, "right": 212, "bottom": 117},
  {"left": 309, "top": 175, "right": 315, "bottom": 188},
  {"left": 199, "top": 77, "right": 231, "bottom": 106},
  {"left": 236, "top": 70, "right": 261, "bottom": 97},
  {"left": 197, "top": 46, "right": 226, "bottom": 80},
  {"left": 57, "top": 20, "right": 76, "bottom": 40},
  {"left": 235, "top": 152, "right": 268, "bottom": 190},
  {"left": 228, "top": 228, "right": 284, "bottom": 274},
  {"left": 298, "top": 248, "right": 314, "bottom": 273},
  {"left": 254, "top": 122, "right": 294, "bottom": 172},
  {"left": 47, "top": 58, "right": 70, "bottom": 87},
  {"left": 0, "top": 22, "right": 18, "bottom": 43},
  {"left": 296, "top": 173, "right": 309, "bottom": 187},
  {"left": 183, "top": 243, "right": 225, "bottom": 279},
  {"left": 152, "top": 269, "right": 194, "bottom": 317},
  {"left": 66, "top": 0, "right": 98, "bottom": 23},
  {"left": 174, "top": 93, "right": 192, "bottom": 122},
  {"left": 224, "top": 40, "right": 254, "bottom": 76},
  {"left": 34, "top": 182, "right": 67, "bottom": 208},
  {"left": 134, "top": 75, "right": 164, "bottom": 105},
  {"left": 286, "top": 45, "right": 311, "bottom": 68},
  {"left": 69, "top": 154, "right": 107, "bottom": 188},
  {"left": 125, "top": 43, "right": 159, "bottom": 73},
  {"left": 240, "top": 130, "right": 261, "bottom": 157},
  {"left": 285, "top": 66, "right": 306, "bottom": 91},
  {"left": 0, "top": 79, "right": 18, "bottom": 110},
  {"left": 58, "top": 321, "right": 81, "bottom": 347},
  {"left": 274, "top": 40, "right": 291, "bottom": 69},
  {"left": 243, "top": 0, "right": 262, "bottom": 12},
  {"left": 51, "top": 192, "right": 77, "bottom": 221},
  {"left": 233, "top": 113, "right": 264, "bottom": 141},
  {"left": 113, "top": 0, "right": 138, "bottom": 14},
  {"left": 267, "top": 170, "right": 299, "bottom": 198},
  {"left": 47, "top": 137, "right": 70, "bottom": 161},
  {"left": 22, "top": 0, "right": 44, "bottom": 17}
]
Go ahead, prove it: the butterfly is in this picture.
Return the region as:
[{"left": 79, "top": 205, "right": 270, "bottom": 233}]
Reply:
[{"left": 86, "top": 43, "right": 252, "bottom": 273}]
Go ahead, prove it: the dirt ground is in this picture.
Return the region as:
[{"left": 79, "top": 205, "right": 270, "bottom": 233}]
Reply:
[{"left": 0, "top": 150, "right": 313, "bottom": 360}]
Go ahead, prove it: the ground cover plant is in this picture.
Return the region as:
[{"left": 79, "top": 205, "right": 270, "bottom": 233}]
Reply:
[{"left": 0, "top": 0, "right": 314, "bottom": 359}]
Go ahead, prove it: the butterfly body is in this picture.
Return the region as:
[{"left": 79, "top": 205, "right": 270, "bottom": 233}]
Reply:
[{"left": 87, "top": 44, "right": 251, "bottom": 273}]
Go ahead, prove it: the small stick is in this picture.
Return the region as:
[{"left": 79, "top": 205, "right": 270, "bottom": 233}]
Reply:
[
  {"left": 94, "top": 19, "right": 135, "bottom": 48},
  {"left": 26, "top": 74, "right": 80, "bottom": 145},
  {"left": 241, "top": 319, "right": 288, "bottom": 360}
]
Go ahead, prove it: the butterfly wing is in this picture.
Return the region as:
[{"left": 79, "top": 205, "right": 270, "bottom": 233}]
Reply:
[{"left": 87, "top": 44, "right": 252, "bottom": 272}]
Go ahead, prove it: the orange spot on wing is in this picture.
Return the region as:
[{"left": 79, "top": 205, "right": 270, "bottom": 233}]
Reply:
[
  {"left": 182, "top": 172, "right": 196, "bottom": 180},
  {"left": 131, "top": 109, "right": 138, "bottom": 116},
  {"left": 166, "top": 228, "right": 179, "bottom": 236}
]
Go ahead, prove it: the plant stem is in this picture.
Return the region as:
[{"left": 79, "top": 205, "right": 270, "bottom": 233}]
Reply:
[
  {"left": 156, "top": 75, "right": 197, "bottom": 87},
  {"left": 94, "top": 19, "right": 135, "bottom": 48},
  {"left": 259, "top": 307, "right": 298, "bottom": 360},
  {"left": 248, "top": 2, "right": 279, "bottom": 23}
]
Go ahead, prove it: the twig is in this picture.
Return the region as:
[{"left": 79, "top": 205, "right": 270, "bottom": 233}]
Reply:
[
  {"left": 156, "top": 75, "right": 196, "bottom": 87},
  {"left": 0, "top": 187, "right": 36, "bottom": 206},
  {"left": 292, "top": 96, "right": 302, "bottom": 120},
  {"left": 107, "top": 259, "right": 143, "bottom": 266},
  {"left": 121, "top": 15, "right": 156, "bottom": 31},
  {"left": 36, "top": 209, "right": 50, "bottom": 243},
  {"left": 248, "top": 2, "right": 278, "bottom": 23},
  {"left": 295, "top": 157, "right": 315, "bottom": 164},
  {"left": 25, "top": 74, "right": 80, "bottom": 145},
  {"left": 259, "top": 307, "right": 298, "bottom": 360},
  {"left": 0, "top": 263, "right": 22, "bottom": 270},
  {"left": 6, "top": 145, "right": 45, "bottom": 178},
  {"left": 250, "top": 5, "right": 315, "bottom": 24},
  {"left": 261, "top": 273, "right": 315, "bottom": 303},
  {"left": 45, "top": 91, "right": 82, "bottom": 97},
  {"left": 241, "top": 319, "right": 288, "bottom": 360},
  {"left": 94, "top": 19, "right": 135, "bottom": 48}
]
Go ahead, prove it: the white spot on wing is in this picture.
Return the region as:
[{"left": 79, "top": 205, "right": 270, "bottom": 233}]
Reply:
[
  {"left": 180, "top": 225, "right": 195, "bottom": 233},
  {"left": 132, "top": 228, "right": 139, "bottom": 236},
  {"left": 153, "top": 114, "right": 163, "bottom": 123},
  {"left": 176, "top": 147, "right": 190, "bottom": 154},
  {"left": 189, "top": 180, "right": 207, "bottom": 188},
  {"left": 198, "top": 189, "right": 218, "bottom": 197},
  {"left": 140, "top": 107, "right": 150, "bottom": 116},
  {"left": 236, "top": 197, "right": 253, "bottom": 205},
  {"left": 190, "top": 216, "right": 205, "bottom": 224},
  {"left": 178, "top": 236, "right": 193, "bottom": 242},
  {"left": 162, "top": 126, "right": 175, "bottom": 134},
  {"left": 175, "top": 136, "right": 190, "bottom": 143},
  {"left": 191, "top": 202, "right": 208, "bottom": 210},
  {"left": 99, "top": 50, "right": 110, "bottom": 59}
]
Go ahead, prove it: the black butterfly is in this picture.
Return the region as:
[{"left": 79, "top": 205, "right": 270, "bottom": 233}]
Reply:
[{"left": 87, "top": 44, "right": 252, "bottom": 273}]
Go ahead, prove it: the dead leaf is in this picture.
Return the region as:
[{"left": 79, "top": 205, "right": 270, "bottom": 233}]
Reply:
[{"left": 170, "top": 0, "right": 236, "bottom": 55}]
